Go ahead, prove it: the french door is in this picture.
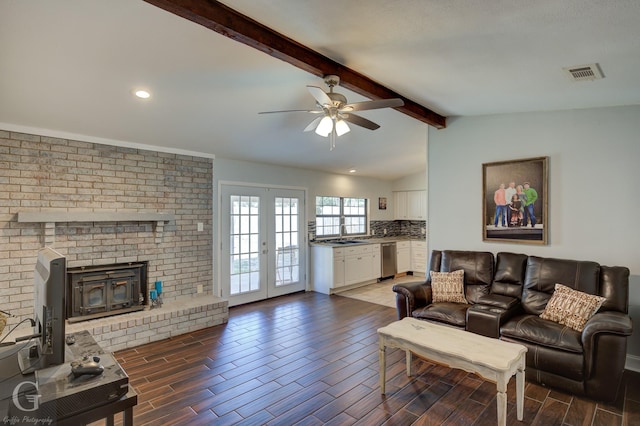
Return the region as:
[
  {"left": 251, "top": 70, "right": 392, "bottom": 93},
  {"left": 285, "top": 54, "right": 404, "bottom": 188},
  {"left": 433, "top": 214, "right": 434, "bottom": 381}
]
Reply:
[{"left": 220, "top": 184, "right": 306, "bottom": 306}]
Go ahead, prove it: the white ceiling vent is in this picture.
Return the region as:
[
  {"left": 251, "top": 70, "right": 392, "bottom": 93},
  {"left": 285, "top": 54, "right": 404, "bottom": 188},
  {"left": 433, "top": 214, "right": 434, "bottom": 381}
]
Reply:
[{"left": 563, "top": 63, "right": 604, "bottom": 82}]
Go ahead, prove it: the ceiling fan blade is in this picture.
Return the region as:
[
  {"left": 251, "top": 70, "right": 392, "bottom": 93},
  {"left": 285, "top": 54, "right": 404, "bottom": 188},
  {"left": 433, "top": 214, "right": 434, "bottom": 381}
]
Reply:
[
  {"left": 341, "top": 98, "right": 404, "bottom": 112},
  {"left": 258, "top": 109, "right": 322, "bottom": 114},
  {"left": 342, "top": 113, "right": 380, "bottom": 130},
  {"left": 303, "top": 116, "right": 323, "bottom": 132},
  {"left": 307, "top": 85, "right": 332, "bottom": 106}
]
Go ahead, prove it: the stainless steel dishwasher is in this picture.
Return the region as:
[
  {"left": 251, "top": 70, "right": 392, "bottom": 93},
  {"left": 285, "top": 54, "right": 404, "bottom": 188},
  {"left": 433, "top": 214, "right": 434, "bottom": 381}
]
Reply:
[{"left": 380, "top": 242, "right": 397, "bottom": 278}]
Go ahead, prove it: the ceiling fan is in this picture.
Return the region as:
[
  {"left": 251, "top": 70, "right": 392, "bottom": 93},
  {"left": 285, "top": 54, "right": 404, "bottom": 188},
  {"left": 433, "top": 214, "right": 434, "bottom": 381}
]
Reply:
[{"left": 259, "top": 75, "right": 404, "bottom": 150}]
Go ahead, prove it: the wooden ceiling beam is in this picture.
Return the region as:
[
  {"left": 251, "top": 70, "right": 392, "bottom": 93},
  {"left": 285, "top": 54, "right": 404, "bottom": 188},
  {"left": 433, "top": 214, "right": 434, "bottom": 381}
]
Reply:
[{"left": 144, "top": 0, "right": 446, "bottom": 129}]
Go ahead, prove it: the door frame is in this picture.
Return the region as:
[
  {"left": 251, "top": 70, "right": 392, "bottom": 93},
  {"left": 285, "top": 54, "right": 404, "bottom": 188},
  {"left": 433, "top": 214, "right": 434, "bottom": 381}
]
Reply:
[{"left": 216, "top": 180, "right": 308, "bottom": 304}]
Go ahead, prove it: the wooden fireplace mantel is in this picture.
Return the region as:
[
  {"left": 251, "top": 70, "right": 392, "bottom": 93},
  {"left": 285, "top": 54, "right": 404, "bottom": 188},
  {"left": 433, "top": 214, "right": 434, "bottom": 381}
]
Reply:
[{"left": 17, "top": 210, "right": 175, "bottom": 245}]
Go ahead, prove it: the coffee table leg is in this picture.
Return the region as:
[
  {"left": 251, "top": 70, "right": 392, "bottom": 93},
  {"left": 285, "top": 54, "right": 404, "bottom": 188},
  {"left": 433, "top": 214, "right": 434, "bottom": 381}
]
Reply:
[
  {"left": 516, "top": 360, "right": 525, "bottom": 421},
  {"left": 496, "top": 378, "right": 507, "bottom": 426},
  {"left": 379, "top": 336, "right": 386, "bottom": 394},
  {"left": 406, "top": 350, "right": 413, "bottom": 376}
]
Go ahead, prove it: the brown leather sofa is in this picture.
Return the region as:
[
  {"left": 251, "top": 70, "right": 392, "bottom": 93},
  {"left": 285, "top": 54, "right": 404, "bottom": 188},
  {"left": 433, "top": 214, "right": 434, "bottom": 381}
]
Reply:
[{"left": 392, "top": 250, "right": 633, "bottom": 402}]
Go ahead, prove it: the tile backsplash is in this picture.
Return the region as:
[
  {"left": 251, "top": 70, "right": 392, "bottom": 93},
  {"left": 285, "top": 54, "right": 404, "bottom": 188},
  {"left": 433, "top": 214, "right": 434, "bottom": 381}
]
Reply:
[{"left": 308, "top": 220, "right": 426, "bottom": 241}]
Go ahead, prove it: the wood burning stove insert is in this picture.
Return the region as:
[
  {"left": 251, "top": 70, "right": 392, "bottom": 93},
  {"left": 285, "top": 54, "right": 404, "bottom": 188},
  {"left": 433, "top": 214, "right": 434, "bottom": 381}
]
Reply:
[{"left": 67, "top": 262, "right": 148, "bottom": 323}]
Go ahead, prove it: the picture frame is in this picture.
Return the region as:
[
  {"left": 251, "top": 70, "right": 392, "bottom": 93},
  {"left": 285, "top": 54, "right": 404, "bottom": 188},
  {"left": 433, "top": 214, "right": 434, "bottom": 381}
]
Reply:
[
  {"left": 482, "top": 156, "right": 548, "bottom": 244},
  {"left": 378, "top": 197, "right": 387, "bottom": 210}
]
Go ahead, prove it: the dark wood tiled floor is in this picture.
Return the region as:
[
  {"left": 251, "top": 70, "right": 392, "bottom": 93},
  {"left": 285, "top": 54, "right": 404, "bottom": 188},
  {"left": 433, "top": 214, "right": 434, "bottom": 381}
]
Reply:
[{"left": 100, "top": 292, "right": 639, "bottom": 425}]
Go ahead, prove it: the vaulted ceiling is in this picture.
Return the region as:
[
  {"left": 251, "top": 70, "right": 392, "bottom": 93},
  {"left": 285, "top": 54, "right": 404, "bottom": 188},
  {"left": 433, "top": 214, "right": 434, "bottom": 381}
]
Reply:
[{"left": 1, "top": 1, "right": 639, "bottom": 180}]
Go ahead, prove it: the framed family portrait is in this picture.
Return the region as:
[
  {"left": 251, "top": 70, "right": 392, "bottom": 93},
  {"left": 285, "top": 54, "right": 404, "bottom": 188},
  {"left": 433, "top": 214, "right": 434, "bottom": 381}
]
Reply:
[{"left": 482, "top": 156, "right": 548, "bottom": 244}]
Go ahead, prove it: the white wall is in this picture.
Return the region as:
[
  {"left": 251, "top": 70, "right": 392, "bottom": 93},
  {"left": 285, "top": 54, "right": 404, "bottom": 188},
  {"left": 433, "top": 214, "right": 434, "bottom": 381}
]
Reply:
[
  {"left": 391, "top": 170, "right": 427, "bottom": 191},
  {"left": 428, "top": 105, "right": 640, "bottom": 363},
  {"left": 214, "top": 158, "right": 396, "bottom": 221}
]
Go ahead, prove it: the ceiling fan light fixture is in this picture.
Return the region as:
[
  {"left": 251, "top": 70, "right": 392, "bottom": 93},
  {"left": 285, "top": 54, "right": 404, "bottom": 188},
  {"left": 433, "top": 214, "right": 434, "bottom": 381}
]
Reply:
[
  {"left": 335, "top": 119, "right": 350, "bottom": 136},
  {"left": 315, "top": 116, "right": 333, "bottom": 137}
]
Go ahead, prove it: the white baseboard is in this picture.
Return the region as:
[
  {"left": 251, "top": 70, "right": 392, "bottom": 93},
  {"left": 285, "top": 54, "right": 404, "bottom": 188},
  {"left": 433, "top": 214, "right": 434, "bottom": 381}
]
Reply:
[{"left": 626, "top": 354, "right": 640, "bottom": 372}]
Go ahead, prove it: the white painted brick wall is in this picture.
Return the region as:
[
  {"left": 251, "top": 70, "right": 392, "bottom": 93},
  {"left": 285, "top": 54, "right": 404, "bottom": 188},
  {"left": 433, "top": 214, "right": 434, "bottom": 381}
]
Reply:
[{"left": 0, "top": 129, "right": 228, "bottom": 347}]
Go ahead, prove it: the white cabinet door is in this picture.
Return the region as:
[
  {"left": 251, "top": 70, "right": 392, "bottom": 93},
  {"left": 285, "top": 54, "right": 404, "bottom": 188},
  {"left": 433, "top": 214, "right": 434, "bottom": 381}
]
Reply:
[
  {"left": 344, "top": 245, "right": 374, "bottom": 285},
  {"left": 370, "top": 244, "right": 381, "bottom": 279},
  {"left": 407, "top": 191, "right": 427, "bottom": 220},
  {"left": 394, "top": 191, "right": 426, "bottom": 220},
  {"left": 344, "top": 255, "right": 368, "bottom": 285},
  {"left": 333, "top": 252, "right": 345, "bottom": 288},
  {"left": 396, "top": 241, "right": 411, "bottom": 273},
  {"left": 393, "top": 191, "right": 408, "bottom": 220}
]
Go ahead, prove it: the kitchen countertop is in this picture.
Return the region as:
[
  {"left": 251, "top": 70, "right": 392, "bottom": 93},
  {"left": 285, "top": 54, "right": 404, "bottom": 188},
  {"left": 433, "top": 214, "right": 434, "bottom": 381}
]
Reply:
[{"left": 310, "top": 236, "right": 425, "bottom": 247}]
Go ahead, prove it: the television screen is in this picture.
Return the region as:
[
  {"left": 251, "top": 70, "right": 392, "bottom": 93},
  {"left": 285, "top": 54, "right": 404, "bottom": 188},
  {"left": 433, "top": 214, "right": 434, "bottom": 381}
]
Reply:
[{"left": 18, "top": 247, "right": 66, "bottom": 374}]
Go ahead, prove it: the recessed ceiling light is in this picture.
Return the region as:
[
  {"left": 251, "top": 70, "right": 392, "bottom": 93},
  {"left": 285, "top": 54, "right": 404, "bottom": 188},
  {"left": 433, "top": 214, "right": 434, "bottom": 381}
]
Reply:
[
  {"left": 134, "top": 90, "right": 151, "bottom": 99},
  {"left": 349, "top": 169, "right": 357, "bottom": 173}
]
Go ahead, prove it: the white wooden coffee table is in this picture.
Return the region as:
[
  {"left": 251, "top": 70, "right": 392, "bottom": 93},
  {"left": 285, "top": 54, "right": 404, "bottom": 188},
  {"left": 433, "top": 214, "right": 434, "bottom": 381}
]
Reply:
[{"left": 378, "top": 317, "right": 527, "bottom": 426}]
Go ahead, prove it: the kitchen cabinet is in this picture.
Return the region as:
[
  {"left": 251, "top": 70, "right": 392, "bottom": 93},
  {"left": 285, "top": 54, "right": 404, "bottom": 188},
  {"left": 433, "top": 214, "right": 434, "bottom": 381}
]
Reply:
[
  {"left": 311, "top": 244, "right": 380, "bottom": 294},
  {"left": 407, "top": 191, "right": 427, "bottom": 220},
  {"left": 333, "top": 249, "right": 345, "bottom": 288},
  {"left": 393, "top": 191, "right": 408, "bottom": 220},
  {"left": 371, "top": 244, "right": 381, "bottom": 279},
  {"left": 344, "top": 244, "right": 379, "bottom": 286},
  {"left": 311, "top": 246, "right": 344, "bottom": 294},
  {"left": 396, "top": 241, "right": 411, "bottom": 273},
  {"left": 393, "top": 190, "right": 426, "bottom": 220},
  {"left": 411, "top": 240, "right": 427, "bottom": 276}
]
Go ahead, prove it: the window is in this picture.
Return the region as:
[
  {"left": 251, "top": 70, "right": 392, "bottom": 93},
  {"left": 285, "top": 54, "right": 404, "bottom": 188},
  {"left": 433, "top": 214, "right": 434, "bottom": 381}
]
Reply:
[{"left": 315, "top": 196, "right": 368, "bottom": 237}]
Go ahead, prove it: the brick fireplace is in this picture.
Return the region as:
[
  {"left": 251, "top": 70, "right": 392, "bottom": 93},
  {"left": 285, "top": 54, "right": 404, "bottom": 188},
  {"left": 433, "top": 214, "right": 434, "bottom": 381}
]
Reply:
[
  {"left": 67, "top": 262, "right": 148, "bottom": 323},
  {"left": 0, "top": 129, "right": 229, "bottom": 351}
]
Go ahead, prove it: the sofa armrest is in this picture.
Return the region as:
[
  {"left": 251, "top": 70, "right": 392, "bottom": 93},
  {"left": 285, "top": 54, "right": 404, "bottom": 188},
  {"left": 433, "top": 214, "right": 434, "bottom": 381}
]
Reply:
[
  {"left": 392, "top": 280, "right": 432, "bottom": 320},
  {"left": 582, "top": 311, "right": 633, "bottom": 343},
  {"left": 477, "top": 294, "right": 520, "bottom": 310},
  {"left": 581, "top": 311, "right": 633, "bottom": 391}
]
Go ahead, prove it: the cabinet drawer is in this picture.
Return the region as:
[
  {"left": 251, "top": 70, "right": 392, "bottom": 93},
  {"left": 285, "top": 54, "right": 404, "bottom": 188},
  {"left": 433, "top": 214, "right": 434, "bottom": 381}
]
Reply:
[
  {"left": 396, "top": 241, "right": 411, "bottom": 249},
  {"left": 333, "top": 248, "right": 345, "bottom": 257},
  {"left": 344, "top": 245, "right": 372, "bottom": 256},
  {"left": 411, "top": 241, "right": 426, "bottom": 249},
  {"left": 413, "top": 250, "right": 427, "bottom": 259}
]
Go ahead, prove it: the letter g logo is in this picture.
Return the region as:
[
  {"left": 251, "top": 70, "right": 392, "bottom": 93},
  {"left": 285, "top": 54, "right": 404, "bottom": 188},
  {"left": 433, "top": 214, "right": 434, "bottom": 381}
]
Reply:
[{"left": 12, "top": 381, "right": 40, "bottom": 412}]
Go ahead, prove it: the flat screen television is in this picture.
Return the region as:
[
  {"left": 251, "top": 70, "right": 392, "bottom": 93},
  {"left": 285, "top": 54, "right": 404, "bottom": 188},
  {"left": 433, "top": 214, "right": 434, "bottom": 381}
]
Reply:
[{"left": 17, "top": 247, "right": 66, "bottom": 374}]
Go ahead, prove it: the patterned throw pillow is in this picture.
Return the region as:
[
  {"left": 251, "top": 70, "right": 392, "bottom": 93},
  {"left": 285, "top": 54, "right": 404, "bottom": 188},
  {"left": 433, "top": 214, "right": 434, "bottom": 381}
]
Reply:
[
  {"left": 430, "top": 269, "right": 467, "bottom": 304},
  {"left": 539, "top": 283, "right": 606, "bottom": 332}
]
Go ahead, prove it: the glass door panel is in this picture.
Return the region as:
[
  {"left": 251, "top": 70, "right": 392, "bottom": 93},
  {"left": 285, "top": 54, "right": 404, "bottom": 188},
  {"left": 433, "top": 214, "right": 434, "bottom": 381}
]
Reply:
[
  {"left": 230, "top": 195, "right": 261, "bottom": 296},
  {"left": 221, "top": 185, "right": 306, "bottom": 306}
]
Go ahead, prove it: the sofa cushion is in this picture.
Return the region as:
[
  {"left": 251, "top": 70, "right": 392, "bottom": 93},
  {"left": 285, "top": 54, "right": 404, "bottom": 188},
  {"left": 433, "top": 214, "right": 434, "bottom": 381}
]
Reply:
[
  {"left": 500, "top": 314, "right": 583, "bottom": 354},
  {"left": 540, "top": 284, "right": 606, "bottom": 332},
  {"left": 521, "top": 256, "right": 600, "bottom": 315},
  {"left": 502, "top": 337, "right": 585, "bottom": 382},
  {"left": 412, "top": 303, "right": 468, "bottom": 328},
  {"left": 440, "top": 251, "right": 493, "bottom": 304},
  {"left": 491, "top": 252, "right": 528, "bottom": 298},
  {"left": 431, "top": 270, "right": 467, "bottom": 304}
]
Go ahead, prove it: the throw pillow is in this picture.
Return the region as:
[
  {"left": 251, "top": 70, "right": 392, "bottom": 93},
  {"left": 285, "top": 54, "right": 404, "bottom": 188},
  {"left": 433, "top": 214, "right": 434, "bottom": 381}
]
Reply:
[
  {"left": 430, "top": 269, "right": 467, "bottom": 304},
  {"left": 539, "top": 283, "right": 606, "bottom": 332}
]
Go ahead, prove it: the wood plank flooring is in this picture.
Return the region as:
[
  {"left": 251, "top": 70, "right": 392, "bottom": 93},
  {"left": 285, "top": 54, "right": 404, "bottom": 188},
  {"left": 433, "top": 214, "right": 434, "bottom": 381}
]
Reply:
[{"left": 96, "top": 291, "right": 639, "bottom": 425}]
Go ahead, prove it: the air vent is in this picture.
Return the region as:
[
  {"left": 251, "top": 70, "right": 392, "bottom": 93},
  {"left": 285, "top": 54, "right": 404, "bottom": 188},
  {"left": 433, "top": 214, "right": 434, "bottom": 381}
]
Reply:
[{"left": 563, "top": 63, "right": 604, "bottom": 82}]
